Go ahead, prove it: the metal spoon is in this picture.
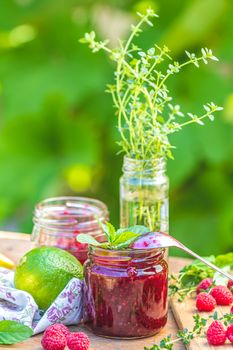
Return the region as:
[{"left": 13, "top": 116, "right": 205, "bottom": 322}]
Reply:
[{"left": 131, "top": 231, "right": 233, "bottom": 281}]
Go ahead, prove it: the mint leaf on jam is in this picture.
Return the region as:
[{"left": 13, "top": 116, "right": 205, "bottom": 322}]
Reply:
[
  {"left": 100, "top": 222, "right": 116, "bottom": 244},
  {"left": 0, "top": 320, "right": 33, "bottom": 345},
  {"left": 75, "top": 234, "right": 101, "bottom": 246},
  {"left": 111, "top": 231, "right": 140, "bottom": 249},
  {"left": 116, "top": 225, "right": 149, "bottom": 235},
  {"left": 76, "top": 222, "right": 149, "bottom": 249}
]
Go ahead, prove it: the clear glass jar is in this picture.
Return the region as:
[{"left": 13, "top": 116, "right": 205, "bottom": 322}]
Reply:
[
  {"left": 83, "top": 247, "right": 168, "bottom": 339},
  {"left": 31, "top": 197, "right": 109, "bottom": 264},
  {"left": 120, "top": 157, "right": 169, "bottom": 233}
]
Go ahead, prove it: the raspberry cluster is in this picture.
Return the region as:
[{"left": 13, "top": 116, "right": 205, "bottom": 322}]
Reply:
[
  {"left": 41, "top": 324, "right": 90, "bottom": 350},
  {"left": 195, "top": 278, "right": 233, "bottom": 311},
  {"left": 195, "top": 277, "right": 233, "bottom": 346},
  {"left": 207, "top": 321, "right": 233, "bottom": 346}
]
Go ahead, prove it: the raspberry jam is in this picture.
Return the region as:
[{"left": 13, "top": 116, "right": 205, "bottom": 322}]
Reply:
[
  {"left": 84, "top": 247, "right": 168, "bottom": 338},
  {"left": 31, "top": 197, "right": 108, "bottom": 264}
]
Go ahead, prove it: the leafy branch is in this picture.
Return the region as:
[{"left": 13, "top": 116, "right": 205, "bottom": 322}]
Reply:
[
  {"left": 169, "top": 253, "right": 233, "bottom": 301},
  {"left": 80, "top": 8, "right": 223, "bottom": 160}
]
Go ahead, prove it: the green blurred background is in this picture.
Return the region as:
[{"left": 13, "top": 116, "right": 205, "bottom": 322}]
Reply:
[{"left": 0, "top": 0, "right": 232, "bottom": 256}]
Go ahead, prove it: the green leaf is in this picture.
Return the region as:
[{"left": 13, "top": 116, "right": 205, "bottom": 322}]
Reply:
[
  {"left": 215, "top": 253, "right": 233, "bottom": 268},
  {"left": 76, "top": 234, "right": 101, "bottom": 246},
  {"left": 115, "top": 225, "right": 149, "bottom": 235},
  {"left": 112, "top": 231, "right": 140, "bottom": 249},
  {"left": 0, "top": 321, "right": 33, "bottom": 345},
  {"left": 100, "top": 222, "right": 116, "bottom": 243},
  {"left": 213, "top": 266, "right": 231, "bottom": 286}
]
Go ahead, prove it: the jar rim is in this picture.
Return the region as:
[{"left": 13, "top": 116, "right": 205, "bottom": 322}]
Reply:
[
  {"left": 122, "top": 156, "right": 166, "bottom": 174},
  {"left": 33, "top": 196, "right": 109, "bottom": 232},
  {"left": 89, "top": 245, "right": 165, "bottom": 258},
  {"left": 123, "top": 156, "right": 165, "bottom": 162}
]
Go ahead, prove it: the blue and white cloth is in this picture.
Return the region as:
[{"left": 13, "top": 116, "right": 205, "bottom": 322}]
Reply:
[{"left": 0, "top": 267, "right": 83, "bottom": 334}]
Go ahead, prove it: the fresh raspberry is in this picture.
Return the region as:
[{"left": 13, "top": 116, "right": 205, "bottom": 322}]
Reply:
[
  {"left": 231, "top": 305, "right": 233, "bottom": 314},
  {"left": 67, "top": 332, "right": 90, "bottom": 350},
  {"left": 210, "top": 285, "right": 233, "bottom": 305},
  {"left": 44, "top": 324, "right": 70, "bottom": 339},
  {"left": 41, "top": 329, "right": 66, "bottom": 350},
  {"left": 206, "top": 321, "right": 227, "bottom": 346},
  {"left": 226, "top": 324, "right": 233, "bottom": 343},
  {"left": 227, "top": 280, "right": 233, "bottom": 292},
  {"left": 196, "top": 278, "right": 213, "bottom": 294},
  {"left": 196, "top": 292, "right": 216, "bottom": 312}
]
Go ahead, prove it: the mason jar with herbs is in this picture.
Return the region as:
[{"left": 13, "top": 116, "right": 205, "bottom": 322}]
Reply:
[
  {"left": 120, "top": 157, "right": 169, "bottom": 234},
  {"left": 81, "top": 8, "right": 222, "bottom": 250}
]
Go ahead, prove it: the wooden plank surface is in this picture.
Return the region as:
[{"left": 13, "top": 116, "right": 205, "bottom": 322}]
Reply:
[
  {"left": 171, "top": 297, "right": 233, "bottom": 350},
  {"left": 0, "top": 231, "right": 188, "bottom": 350}
]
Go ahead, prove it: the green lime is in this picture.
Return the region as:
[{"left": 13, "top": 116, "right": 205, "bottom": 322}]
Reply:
[{"left": 14, "top": 246, "right": 83, "bottom": 310}]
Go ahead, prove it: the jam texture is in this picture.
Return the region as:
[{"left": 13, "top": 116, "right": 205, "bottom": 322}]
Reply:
[{"left": 84, "top": 249, "right": 168, "bottom": 338}]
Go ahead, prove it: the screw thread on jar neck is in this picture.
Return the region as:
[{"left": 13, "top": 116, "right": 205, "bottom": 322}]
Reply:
[
  {"left": 89, "top": 246, "right": 165, "bottom": 268},
  {"left": 33, "top": 196, "right": 109, "bottom": 232},
  {"left": 122, "top": 156, "right": 166, "bottom": 177}
]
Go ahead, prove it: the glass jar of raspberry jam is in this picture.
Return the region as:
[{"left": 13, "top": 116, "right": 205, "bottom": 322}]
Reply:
[
  {"left": 84, "top": 246, "right": 168, "bottom": 338},
  {"left": 31, "top": 197, "right": 108, "bottom": 264}
]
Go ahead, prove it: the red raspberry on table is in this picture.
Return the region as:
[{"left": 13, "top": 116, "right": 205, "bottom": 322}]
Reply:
[
  {"left": 196, "top": 292, "right": 216, "bottom": 312},
  {"left": 44, "top": 324, "right": 70, "bottom": 339},
  {"left": 206, "top": 321, "right": 227, "bottom": 346},
  {"left": 196, "top": 278, "right": 213, "bottom": 294},
  {"left": 227, "top": 280, "right": 233, "bottom": 292},
  {"left": 67, "top": 332, "right": 90, "bottom": 350},
  {"left": 226, "top": 324, "right": 233, "bottom": 343},
  {"left": 41, "top": 329, "right": 66, "bottom": 350},
  {"left": 210, "top": 285, "right": 233, "bottom": 305}
]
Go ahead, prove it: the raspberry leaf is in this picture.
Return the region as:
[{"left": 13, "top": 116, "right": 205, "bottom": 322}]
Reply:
[
  {"left": 0, "top": 320, "right": 33, "bottom": 345},
  {"left": 213, "top": 267, "right": 230, "bottom": 286}
]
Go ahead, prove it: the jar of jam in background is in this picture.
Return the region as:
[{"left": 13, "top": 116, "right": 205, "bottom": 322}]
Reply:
[
  {"left": 84, "top": 247, "right": 168, "bottom": 338},
  {"left": 31, "top": 197, "right": 109, "bottom": 264}
]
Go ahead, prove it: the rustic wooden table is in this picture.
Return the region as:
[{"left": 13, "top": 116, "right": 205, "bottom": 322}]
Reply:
[{"left": 0, "top": 231, "right": 188, "bottom": 350}]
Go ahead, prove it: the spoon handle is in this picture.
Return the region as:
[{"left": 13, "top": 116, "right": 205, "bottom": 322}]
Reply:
[{"left": 181, "top": 246, "right": 233, "bottom": 281}]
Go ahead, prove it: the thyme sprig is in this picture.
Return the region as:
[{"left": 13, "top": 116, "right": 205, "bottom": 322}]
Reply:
[
  {"left": 80, "top": 8, "right": 223, "bottom": 160},
  {"left": 144, "top": 312, "right": 233, "bottom": 350}
]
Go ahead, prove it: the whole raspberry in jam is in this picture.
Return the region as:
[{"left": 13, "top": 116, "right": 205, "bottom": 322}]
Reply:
[
  {"left": 41, "top": 329, "right": 66, "bottom": 350},
  {"left": 226, "top": 324, "right": 233, "bottom": 343},
  {"left": 227, "top": 280, "right": 233, "bottom": 292},
  {"left": 206, "top": 321, "right": 227, "bottom": 346},
  {"left": 210, "top": 285, "right": 233, "bottom": 305},
  {"left": 67, "top": 332, "right": 90, "bottom": 350},
  {"left": 196, "top": 292, "right": 216, "bottom": 312},
  {"left": 44, "top": 324, "right": 70, "bottom": 339},
  {"left": 196, "top": 278, "right": 213, "bottom": 294}
]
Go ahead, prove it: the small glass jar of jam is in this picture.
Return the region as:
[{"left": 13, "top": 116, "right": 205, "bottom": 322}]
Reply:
[
  {"left": 31, "top": 197, "right": 109, "bottom": 264},
  {"left": 84, "top": 246, "right": 168, "bottom": 338}
]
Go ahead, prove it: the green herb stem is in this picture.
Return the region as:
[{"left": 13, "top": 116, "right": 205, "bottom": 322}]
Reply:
[{"left": 80, "top": 9, "right": 222, "bottom": 161}]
